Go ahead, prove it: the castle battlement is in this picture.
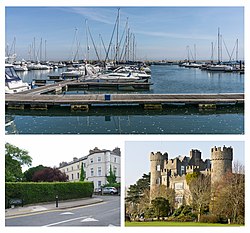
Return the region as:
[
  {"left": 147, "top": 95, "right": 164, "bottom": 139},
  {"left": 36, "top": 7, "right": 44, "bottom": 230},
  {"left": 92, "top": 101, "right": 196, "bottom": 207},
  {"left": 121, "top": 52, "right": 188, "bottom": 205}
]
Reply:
[
  {"left": 150, "top": 151, "right": 168, "bottom": 161},
  {"left": 211, "top": 146, "right": 233, "bottom": 161}
]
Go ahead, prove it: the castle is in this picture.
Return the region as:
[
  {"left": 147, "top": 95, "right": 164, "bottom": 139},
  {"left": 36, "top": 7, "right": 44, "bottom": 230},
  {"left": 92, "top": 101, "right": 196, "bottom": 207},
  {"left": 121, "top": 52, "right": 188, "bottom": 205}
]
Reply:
[{"left": 150, "top": 146, "right": 233, "bottom": 206}]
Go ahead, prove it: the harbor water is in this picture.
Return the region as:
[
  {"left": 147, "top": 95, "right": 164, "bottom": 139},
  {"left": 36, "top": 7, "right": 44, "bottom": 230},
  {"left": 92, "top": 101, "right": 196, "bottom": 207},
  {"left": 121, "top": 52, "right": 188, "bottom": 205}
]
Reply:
[{"left": 5, "top": 65, "right": 244, "bottom": 134}]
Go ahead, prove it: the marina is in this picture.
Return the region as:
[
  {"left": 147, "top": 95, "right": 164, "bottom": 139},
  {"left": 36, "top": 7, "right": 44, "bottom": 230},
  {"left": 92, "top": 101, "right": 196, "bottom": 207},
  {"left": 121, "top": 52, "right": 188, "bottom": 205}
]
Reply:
[{"left": 5, "top": 7, "right": 244, "bottom": 134}]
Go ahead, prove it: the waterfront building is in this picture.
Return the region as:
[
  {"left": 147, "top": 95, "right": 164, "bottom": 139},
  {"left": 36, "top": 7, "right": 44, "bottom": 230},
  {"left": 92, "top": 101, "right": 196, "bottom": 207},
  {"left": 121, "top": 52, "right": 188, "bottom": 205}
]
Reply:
[
  {"left": 59, "top": 147, "right": 121, "bottom": 190},
  {"left": 150, "top": 146, "right": 233, "bottom": 206}
]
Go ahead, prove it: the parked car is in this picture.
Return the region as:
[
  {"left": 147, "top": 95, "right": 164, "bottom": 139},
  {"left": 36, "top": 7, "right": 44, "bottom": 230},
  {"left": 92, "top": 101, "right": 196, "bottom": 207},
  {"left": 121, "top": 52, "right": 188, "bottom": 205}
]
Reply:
[{"left": 102, "top": 187, "right": 118, "bottom": 195}]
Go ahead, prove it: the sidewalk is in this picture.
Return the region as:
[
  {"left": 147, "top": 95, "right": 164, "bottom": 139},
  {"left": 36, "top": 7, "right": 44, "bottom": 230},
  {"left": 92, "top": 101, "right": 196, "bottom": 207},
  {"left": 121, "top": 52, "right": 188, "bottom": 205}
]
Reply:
[{"left": 5, "top": 196, "right": 103, "bottom": 217}]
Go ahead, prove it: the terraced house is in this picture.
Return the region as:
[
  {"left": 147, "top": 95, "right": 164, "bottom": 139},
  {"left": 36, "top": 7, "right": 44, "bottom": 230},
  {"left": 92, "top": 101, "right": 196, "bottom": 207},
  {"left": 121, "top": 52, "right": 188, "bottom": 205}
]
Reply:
[{"left": 59, "top": 147, "right": 121, "bottom": 190}]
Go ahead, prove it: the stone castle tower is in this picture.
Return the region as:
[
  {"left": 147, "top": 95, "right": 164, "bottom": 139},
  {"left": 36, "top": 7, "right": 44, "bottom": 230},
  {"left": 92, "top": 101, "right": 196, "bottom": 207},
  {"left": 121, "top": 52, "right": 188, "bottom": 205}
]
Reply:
[
  {"left": 211, "top": 145, "right": 233, "bottom": 186},
  {"left": 150, "top": 151, "right": 168, "bottom": 198}
]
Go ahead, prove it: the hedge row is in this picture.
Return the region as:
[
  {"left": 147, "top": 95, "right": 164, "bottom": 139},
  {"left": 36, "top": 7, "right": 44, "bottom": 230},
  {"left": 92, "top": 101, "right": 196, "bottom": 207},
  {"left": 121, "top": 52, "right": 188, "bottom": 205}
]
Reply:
[{"left": 6, "top": 182, "right": 94, "bottom": 208}]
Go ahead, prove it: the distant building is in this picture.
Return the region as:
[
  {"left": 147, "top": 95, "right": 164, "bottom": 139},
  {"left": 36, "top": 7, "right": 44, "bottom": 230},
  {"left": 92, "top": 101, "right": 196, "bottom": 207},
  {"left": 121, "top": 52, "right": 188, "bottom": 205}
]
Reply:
[
  {"left": 150, "top": 146, "right": 233, "bottom": 207},
  {"left": 58, "top": 147, "right": 121, "bottom": 190}
]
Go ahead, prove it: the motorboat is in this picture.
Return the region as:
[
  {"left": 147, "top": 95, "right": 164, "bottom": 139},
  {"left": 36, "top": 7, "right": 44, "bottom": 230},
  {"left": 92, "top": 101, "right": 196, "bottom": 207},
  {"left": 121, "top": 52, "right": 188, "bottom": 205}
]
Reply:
[
  {"left": 207, "top": 64, "right": 233, "bottom": 71},
  {"left": 61, "top": 66, "right": 85, "bottom": 77},
  {"left": 14, "top": 64, "right": 28, "bottom": 71},
  {"left": 84, "top": 64, "right": 143, "bottom": 83},
  {"left": 5, "top": 63, "right": 30, "bottom": 93}
]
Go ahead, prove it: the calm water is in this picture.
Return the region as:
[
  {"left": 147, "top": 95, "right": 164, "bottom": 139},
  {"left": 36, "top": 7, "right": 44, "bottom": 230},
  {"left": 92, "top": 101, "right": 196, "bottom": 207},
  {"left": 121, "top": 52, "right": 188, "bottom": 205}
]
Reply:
[{"left": 6, "top": 65, "right": 244, "bottom": 134}]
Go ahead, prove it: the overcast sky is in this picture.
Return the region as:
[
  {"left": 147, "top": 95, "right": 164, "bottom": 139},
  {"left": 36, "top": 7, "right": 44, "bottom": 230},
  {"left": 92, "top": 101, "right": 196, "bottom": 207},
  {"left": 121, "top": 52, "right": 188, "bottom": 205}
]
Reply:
[
  {"left": 5, "top": 135, "right": 124, "bottom": 172},
  {"left": 5, "top": 6, "right": 244, "bottom": 61}
]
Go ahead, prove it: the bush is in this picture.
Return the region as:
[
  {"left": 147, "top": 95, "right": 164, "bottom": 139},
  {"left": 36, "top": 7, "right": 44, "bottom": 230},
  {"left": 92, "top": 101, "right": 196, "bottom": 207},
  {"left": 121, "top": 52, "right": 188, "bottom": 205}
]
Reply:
[
  {"left": 173, "top": 205, "right": 185, "bottom": 217},
  {"left": 6, "top": 182, "right": 93, "bottom": 208},
  {"left": 200, "top": 214, "right": 220, "bottom": 223}
]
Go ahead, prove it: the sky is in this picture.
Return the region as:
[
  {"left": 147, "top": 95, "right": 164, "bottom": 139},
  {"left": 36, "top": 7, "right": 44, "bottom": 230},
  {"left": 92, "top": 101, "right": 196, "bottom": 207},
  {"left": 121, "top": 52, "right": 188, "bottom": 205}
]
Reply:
[
  {"left": 5, "top": 135, "right": 124, "bottom": 172},
  {"left": 5, "top": 6, "right": 244, "bottom": 61},
  {"left": 125, "top": 140, "right": 245, "bottom": 187}
]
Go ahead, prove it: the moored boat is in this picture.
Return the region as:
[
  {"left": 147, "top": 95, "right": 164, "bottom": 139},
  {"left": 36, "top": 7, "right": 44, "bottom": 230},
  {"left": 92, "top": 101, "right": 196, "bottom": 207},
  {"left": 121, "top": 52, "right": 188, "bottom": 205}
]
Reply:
[{"left": 5, "top": 63, "right": 30, "bottom": 93}]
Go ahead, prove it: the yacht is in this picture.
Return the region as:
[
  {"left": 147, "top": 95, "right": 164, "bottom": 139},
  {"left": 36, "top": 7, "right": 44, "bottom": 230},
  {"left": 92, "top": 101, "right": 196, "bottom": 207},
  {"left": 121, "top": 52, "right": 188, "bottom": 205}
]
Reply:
[{"left": 5, "top": 64, "right": 30, "bottom": 93}]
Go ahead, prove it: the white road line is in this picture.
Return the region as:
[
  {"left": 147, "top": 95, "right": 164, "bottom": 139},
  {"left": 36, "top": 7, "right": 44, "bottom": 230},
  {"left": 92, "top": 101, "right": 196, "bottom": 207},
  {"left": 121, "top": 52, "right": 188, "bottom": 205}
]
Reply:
[
  {"left": 59, "top": 212, "right": 74, "bottom": 215},
  {"left": 81, "top": 217, "right": 98, "bottom": 222},
  {"left": 42, "top": 216, "right": 89, "bottom": 227}
]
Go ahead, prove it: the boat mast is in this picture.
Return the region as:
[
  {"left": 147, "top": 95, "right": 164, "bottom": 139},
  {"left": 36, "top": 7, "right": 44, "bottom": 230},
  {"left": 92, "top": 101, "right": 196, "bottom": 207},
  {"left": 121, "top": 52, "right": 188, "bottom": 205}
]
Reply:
[
  {"left": 218, "top": 27, "right": 220, "bottom": 63},
  {"left": 45, "top": 40, "right": 47, "bottom": 62},
  {"left": 116, "top": 8, "right": 120, "bottom": 64},
  {"left": 85, "top": 19, "right": 89, "bottom": 63},
  {"left": 236, "top": 39, "right": 238, "bottom": 61}
]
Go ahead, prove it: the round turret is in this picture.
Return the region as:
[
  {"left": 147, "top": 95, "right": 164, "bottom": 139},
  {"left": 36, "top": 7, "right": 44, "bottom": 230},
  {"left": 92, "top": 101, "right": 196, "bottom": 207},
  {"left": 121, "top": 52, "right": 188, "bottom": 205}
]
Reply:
[
  {"left": 150, "top": 151, "right": 168, "bottom": 199},
  {"left": 211, "top": 146, "right": 233, "bottom": 186}
]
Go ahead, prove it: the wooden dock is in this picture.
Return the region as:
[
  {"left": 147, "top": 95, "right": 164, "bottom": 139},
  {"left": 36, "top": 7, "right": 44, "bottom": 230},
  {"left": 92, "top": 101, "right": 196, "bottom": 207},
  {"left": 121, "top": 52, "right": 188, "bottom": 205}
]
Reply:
[
  {"left": 6, "top": 92, "right": 244, "bottom": 110},
  {"left": 5, "top": 79, "right": 244, "bottom": 110}
]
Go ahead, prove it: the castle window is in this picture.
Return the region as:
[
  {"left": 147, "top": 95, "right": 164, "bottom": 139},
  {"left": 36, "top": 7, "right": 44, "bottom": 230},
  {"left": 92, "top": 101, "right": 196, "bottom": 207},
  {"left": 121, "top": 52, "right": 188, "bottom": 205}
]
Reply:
[
  {"left": 174, "top": 182, "right": 184, "bottom": 190},
  {"left": 156, "top": 165, "right": 161, "bottom": 171},
  {"left": 181, "top": 166, "right": 185, "bottom": 175},
  {"left": 175, "top": 195, "right": 183, "bottom": 204},
  {"left": 156, "top": 178, "right": 161, "bottom": 184}
]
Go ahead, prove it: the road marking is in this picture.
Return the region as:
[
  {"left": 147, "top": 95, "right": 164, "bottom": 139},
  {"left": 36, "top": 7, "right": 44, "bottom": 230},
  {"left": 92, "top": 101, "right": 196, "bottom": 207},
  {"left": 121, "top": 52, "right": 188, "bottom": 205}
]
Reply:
[
  {"left": 108, "top": 224, "right": 116, "bottom": 227},
  {"left": 60, "top": 212, "right": 74, "bottom": 215},
  {"left": 81, "top": 217, "right": 98, "bottom": 222},
  {"left": 42, "top": 216, "right": 89, "bottom": 227}
]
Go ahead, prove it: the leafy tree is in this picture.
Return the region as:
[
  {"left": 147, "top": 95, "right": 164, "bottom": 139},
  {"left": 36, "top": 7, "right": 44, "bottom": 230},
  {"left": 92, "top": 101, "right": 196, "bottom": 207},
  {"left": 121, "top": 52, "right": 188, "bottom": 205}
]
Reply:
[
  {"left": 79, "top": 162, "right": 85, "bottom": 181},
  {"left": 126, "top": 173, "right": 150, "bottom": 204},
  {"left": 32, "top": 167, "right": 68, "bottom": 182},
  {"left": 23, "top": 165, "right": 47, "bottom": 181},
  {"left": 185, "top": 171, "right": 200, "bottom": 185},
  {"left": 150, "top": 185, "right": 175, "bottom": 214},
  {"left": 5, "top": 143, "right": 32, "bottom": 182},
  {"left": 106, "top": 165, "right": 117, "bottom": 184},
  {"left": 151, "top": 197, "right": 170, "bottom": 219}
]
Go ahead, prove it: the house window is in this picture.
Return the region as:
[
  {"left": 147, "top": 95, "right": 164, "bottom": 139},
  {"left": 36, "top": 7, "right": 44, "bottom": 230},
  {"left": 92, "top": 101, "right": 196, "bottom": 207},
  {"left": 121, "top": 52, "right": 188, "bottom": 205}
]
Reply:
[
  {"left": 98, "top": 181, "right": 102, "bottom": 188},
  {"left": 91, "top": 168, "right": 94, "bottom": 176},
  {"left": 113, "top": 167, "right": 117, "bottom": 175},
  {"left": 114, "top": 157, "right": 117, "bottom": 163},
  {"left": 71, "top": 174, "right": 74, "bottom": 180},
  {"left": 77, "top": 173, "right": 79, "bottom": 179},
  {"left": 98, "top": 157, "right": 101, "bottom": 162},
  {"left": 71, "top": 166, "right": 73, "bottom": 171},
  {"left": 90, "top": 158, "right": 93, "bottom": 164},
  {"left": 98, "top": 167, "right": 101, "bottom": 176},
  {"left": 77, "top": 165, "right": 79, "bottom": 169},
  {"left": 83, "top": 163, "right": 86, "bottom": 167},
  {"left": 67, "top": 168, "right": 68, "bottom": 172}
]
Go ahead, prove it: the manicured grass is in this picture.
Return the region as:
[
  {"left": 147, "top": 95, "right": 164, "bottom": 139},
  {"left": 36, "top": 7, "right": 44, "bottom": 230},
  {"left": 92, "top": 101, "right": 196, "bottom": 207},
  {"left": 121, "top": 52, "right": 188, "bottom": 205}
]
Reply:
[{"left": 125, "top": 221, "right": 243, "bottom": 227}]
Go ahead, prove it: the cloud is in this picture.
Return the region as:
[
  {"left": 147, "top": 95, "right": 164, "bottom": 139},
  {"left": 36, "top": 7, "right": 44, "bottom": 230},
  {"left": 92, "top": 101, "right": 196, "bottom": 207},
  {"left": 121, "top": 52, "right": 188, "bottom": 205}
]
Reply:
[{"left": 60, "top": 7, "right": 117, "bottom": 25}]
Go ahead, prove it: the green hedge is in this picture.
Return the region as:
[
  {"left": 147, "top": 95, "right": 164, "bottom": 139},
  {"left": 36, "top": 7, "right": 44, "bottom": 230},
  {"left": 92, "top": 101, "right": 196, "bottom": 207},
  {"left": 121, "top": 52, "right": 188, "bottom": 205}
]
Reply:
[{"left": 6, "top": 182, "right": 94, "bottom": 208}]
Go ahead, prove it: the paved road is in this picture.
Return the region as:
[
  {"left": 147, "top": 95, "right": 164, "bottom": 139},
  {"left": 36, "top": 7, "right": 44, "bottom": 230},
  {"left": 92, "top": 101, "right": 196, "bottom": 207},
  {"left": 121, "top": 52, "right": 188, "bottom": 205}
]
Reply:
[{"left": 6, "top": 195, "right": 120, "bottom": 227}]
